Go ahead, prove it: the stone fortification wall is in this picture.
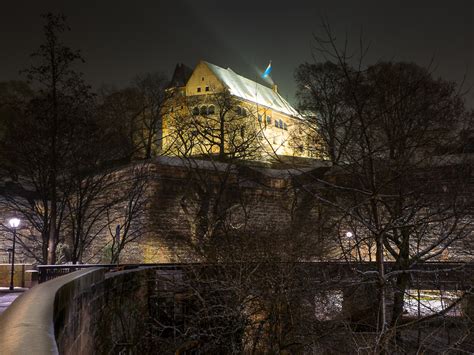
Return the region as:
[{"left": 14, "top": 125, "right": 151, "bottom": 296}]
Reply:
[
  {"left": 81, "top": 157, "right": 325, "bottom": 263},
  {"left": 143, "top": 162, "right": 292, "bottom": 261},
  {"left": 0, "top": 157, "right": 327, "bottom": 264},
  {"left": 135, "top": 158, "right": 324, "bottom": 263}
]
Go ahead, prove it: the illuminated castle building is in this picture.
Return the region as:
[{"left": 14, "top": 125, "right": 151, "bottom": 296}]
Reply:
[{"left": 162, "top": 61, "right": 319, "bottom": 161}]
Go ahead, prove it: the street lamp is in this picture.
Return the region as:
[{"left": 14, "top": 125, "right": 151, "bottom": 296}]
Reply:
[{"left": 8, "top": 218, "right": 20, "bottom": 291}]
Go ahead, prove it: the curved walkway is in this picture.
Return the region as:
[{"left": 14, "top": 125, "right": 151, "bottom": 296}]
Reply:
[{"left": 0, "top": 268, "right": 101, "bottom": 355}]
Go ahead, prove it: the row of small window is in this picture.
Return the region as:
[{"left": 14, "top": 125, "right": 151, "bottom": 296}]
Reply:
[
  {"left": 197, "top": 86, "right": 210, "bottom": 93},
  {"left": 192, "top": 105, "right": 215, "bottom": 116},
  {"left": 235, "top": 106, "right": 248, "bottom": 116},
  {"left": 258, "top": 115, "right": 288, "bottom": 130}
]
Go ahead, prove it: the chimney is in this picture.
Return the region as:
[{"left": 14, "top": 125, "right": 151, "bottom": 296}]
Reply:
[{"left": 272, "top": 84, "right": 278, "bottom": 93}]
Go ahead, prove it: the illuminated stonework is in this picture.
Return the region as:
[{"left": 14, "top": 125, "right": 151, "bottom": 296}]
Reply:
[{"left": 162, "top": 61, "right": 321, "bottom": 160}]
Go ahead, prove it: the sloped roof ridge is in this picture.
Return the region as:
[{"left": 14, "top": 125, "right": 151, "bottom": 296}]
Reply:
[{"left": 202, "top": 61, "right": 302, "bottom": 119}]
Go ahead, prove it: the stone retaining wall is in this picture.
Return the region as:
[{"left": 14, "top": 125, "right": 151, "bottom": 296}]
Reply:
[
  {"left": 0, "top": 267, "right": 154, "bottom": 354},
  {"left": 56, "top": 267, "right": 153, "bottom": 354}
]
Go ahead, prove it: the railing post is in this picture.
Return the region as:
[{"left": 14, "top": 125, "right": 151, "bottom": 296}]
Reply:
[{"left": 38, "top": 266, "right": 43, "bottom": 283}]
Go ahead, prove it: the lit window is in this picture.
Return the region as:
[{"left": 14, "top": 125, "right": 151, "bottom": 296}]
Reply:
[
  {"left": 208, "top": 105, "right": 215, "bottom": 114},
  {"left": 197, "top": 87, "right": 201, "bottom": 93},
  {"left": 200, "top": 106, "right": 208, "bottom": 115},
  {"left": 192, "top": 107, "right": 199, "bottom": 116}
]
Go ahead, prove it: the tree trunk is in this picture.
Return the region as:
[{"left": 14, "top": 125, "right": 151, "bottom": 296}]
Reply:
[
  {"left": 391, "top": 272, "right": 409, "bottom": 326},
  {"left": 390, "top": 229, "right": 410, "bottom": 327},
  {"left": 48, "top": 202, "right": 57, "bottom": 264},
  {"left": 145, "top": 123, "right": 153, "bottom": 159},
  {"left": 42, "top": 231, "right": 49, "bottom": 264},
  {"left": 376, "top": 233, "right": 386, "bottom": 332},
  {"left": 219, "top": 114, "right": 225, "bottom": 160}
]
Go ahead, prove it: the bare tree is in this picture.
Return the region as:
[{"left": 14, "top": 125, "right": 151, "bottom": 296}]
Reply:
[
  {"left": 97, "top": 86, "right": 143, "bottom": 161},
  {"left": 105, "top": 163, "right": 150, "bottom": 264},
  {"left": 133, "top": 73, "right": 171, "bottom": 159},
  {"left": 97, "top": 73, "right": 171, "bottom": 161},
  {"left": 63, "top": 168, "right": 120, "bottom": 264},
  {"left": 294, "top": 22, "right": 474, "bottom": 349},
  {"left": 295, "top": 61, "right": 355, "bottom": 164},
  {"left": 166, "top": 89, "right": 262, "bottom": 162},
  {"left": 0, "top": 13, "right": 95, "bottom": 264}
]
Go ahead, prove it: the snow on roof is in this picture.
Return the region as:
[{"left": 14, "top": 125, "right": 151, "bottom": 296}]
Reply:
[{"left": 204, "top": 61, "right": 302, "bottom": 119}]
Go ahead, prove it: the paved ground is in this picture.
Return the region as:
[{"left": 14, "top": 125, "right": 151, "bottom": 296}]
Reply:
[{"left": 0, "top": 289, "right": 26, "bottom": 315}]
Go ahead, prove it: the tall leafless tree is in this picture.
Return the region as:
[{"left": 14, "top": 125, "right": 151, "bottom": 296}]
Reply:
[
  {"left": 294, "top": 22, "right": 474, "bottom": 348},
  {"left": 133, "top": 73, "right": 171, "bottom": 159},
  {"left": 0, "top": 13, "right": 95, "bottom": 264}
]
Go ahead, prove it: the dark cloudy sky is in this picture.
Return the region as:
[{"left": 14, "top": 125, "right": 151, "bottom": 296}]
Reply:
[{"left": 1, "top": 0, "right": 473, "bottom": 105}]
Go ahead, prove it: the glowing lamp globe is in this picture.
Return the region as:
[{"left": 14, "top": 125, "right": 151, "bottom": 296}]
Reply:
[{"left": 8, "top": 218, "right": 20, "bottom": 229}]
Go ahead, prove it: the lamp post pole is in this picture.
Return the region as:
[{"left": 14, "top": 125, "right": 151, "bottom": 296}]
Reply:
[
  {"left": 9, "top": 228, "right": 16, "bottom": 291},
  {"left": 8, "top": 218, "right": 21, "bottom": 291}
]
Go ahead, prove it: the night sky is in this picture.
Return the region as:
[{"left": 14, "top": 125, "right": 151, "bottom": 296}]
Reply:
[{"left": 1, "top": 0, "right": 473, "bottom": 106}]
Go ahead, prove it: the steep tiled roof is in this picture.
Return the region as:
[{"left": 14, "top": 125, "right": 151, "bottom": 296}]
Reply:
[{"left": 204, "top": 61, "right": 302, "bottom": 119}]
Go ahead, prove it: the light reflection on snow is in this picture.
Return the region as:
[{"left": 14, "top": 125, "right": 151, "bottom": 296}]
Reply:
[
  {"left": 314, "top": 292, "right": 343, "bottom": 320},
  {"left": 311, "top": 290, "right": 465, "bottom": 320},
  {"left": 404, "top": 290, "right": 463, "bottom": 317}
]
